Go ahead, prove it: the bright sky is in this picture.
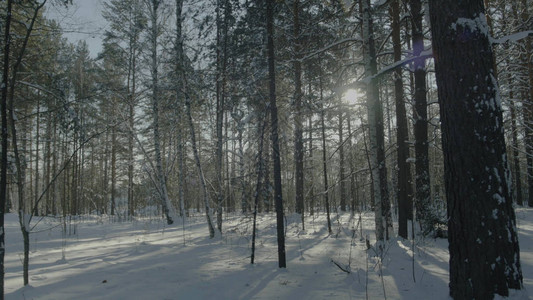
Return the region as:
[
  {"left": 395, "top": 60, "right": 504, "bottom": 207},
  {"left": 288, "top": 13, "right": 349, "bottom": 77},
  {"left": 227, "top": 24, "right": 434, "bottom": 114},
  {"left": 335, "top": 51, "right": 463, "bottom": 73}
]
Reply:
[{"left": 45, "top": 0, "right": 107, "bottom": 57}]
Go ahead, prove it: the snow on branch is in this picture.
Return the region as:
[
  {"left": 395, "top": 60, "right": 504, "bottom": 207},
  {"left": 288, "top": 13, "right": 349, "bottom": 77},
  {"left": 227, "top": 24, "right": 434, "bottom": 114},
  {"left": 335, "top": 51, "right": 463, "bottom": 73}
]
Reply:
[
  {"left": 298, "top": 37, "right": 362, "bottom": 62},
  {"left": 492, "top": 30, "right": 533, "bottom": 44},
  {"left": 341, "top": 49, "right": 433, "bottom": 91}
]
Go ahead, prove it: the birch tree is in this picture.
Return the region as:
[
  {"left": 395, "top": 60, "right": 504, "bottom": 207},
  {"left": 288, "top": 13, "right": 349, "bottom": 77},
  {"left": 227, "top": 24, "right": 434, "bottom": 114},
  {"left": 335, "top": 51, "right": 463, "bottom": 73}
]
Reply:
[{"left": 146, "top": 0, "right": 173, "bottom": 225}]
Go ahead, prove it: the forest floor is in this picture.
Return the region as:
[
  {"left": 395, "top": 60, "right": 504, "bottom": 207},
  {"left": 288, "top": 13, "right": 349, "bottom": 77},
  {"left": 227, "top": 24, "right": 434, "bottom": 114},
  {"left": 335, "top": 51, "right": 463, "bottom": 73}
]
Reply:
[{"left": 4, "top": 208, "right": 533, "bottom": 299}]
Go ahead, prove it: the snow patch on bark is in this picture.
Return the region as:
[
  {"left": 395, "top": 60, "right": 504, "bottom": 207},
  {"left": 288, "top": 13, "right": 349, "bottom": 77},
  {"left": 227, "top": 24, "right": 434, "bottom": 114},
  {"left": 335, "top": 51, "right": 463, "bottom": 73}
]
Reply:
[{"left": 450, "top": 13, "right": 491, "bottom": 38}]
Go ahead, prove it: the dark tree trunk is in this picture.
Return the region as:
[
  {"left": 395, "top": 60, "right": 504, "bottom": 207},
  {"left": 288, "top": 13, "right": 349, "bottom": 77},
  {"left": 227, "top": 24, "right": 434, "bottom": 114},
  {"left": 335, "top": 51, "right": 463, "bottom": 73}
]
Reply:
[
  {"left": 110, "top": 122, "right": 117, "bottom": 216},
  {"left": 308, "top": 114, "right": 315, "bottom": 216},
  {"left": 175, "top": 0, "right": 185, "bottom": 217},
  {"left": 362, "top": 0, "right": 391, "bottom": 241},
  {"left": 410, "top": 0, "right": 431, "bottom": 232},
  {"left": 0, "top": 0, "right": 12, "bottom": 294},
  {"left": 127, "top": 37, "right": 138, "bottom": 218},
  {"left": 509, "top": 94, "right": 523, "bottom": 206},
  {"left": 215, "top": 0, "right": 228, "bottom": 234},
  {"left": 525, "top": 0, "right": 533, "bottom": 208},
  {"left": 391, "top": 0, "right": 412, "bottom": 239},
  {"left": 35, "top": 98, "right": 40, "bottom": 216},
  {"left": 293, "top": 0, "right": 305, "bottom": 218},
  {"left": 264, "top": 126, "right": 272, "bottom": 213},
  {"left": 251, "top": 117, "right": 267, "bottom": 264},
  {"left": 320, "top": 108, "right": 332, "bottom": 235},
  {"left": 347, "top": 115, "right": 358, "bottom": 213},
  {"left": 525, "top": 90, "right": 533, "bottom": 207},
  {"left": 318, "top": 68, "right": 332, "bottom": 234},
  {"left": 44, "top": 113, "right": 52, "bottom": 215},
  {"left": 338, "top": 111, "right": 347, "bottom": 212},
  {"left": 428, "top": 1, "right": 523, "bottom": 298},
  {"left": 266, "top": 0, "right": 286, "bottom": 268}
]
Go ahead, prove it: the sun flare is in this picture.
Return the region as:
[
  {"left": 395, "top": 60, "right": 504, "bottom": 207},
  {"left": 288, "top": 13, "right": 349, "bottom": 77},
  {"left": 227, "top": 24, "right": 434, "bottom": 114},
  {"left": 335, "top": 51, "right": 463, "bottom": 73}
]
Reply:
[{"left": 343, "top": 89, "right": 360, "bottom": 105}]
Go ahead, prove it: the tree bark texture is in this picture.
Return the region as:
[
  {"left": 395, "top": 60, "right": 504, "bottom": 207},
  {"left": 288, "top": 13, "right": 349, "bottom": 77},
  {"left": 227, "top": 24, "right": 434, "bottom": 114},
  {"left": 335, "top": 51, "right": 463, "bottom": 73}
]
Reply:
[
  {"left": 293, "top": 0, "right": 305, "bottom": 217},
  {"left": 362, "top": 0, "right": 391, "bottom": 241},
  {"left": 391, "top": 0, "right": 412, "bottom": 239},
  {"left": 149, "top": 0, "right": 173, "bottom": 225},
  {"left": 428, "top": 1, "right": 523, "bottom": 298},
  {"left": 266, "top": 0, "right": 286, "bottom": 268},
  {"left": 186, "top": 98, "right": 216, "bottom": 238},
  {"left": 410, "top": 0, "right": 431, "bottom": 232},
  {"left": 339, "top": 111, "right": 347, "bottom": 212},
  {"left": 0, "top": 0, "right": 12, "bottom": 294}
]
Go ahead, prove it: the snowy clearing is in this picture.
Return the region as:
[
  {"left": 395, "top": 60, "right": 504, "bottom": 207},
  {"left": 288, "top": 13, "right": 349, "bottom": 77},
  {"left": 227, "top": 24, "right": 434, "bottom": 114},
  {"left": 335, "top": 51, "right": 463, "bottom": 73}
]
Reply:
[{"left": 4, "top": 208, "right": 533, "bottom": 299}]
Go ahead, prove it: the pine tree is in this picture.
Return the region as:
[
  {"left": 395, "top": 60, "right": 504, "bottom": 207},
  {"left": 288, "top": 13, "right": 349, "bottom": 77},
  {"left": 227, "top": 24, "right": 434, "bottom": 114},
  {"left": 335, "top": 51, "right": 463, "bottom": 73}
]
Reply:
[
  {"left": 428, "top": 1, "right": 523, "bottom": 297},
  {"left": 361, "top": 0, "right": 391, "bottom": 241},
  {"left": 266, "top": 0, "right": 286, "bottom": 268},
  {"left": 0, "top": 0, "right": 13, "bottom": 295}
]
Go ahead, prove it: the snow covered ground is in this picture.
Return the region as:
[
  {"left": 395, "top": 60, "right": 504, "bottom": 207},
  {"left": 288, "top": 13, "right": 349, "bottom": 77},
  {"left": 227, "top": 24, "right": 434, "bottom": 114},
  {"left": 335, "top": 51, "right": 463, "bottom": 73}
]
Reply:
[{"left": 4, "top": 208, "right": 533, "bottom": 299}]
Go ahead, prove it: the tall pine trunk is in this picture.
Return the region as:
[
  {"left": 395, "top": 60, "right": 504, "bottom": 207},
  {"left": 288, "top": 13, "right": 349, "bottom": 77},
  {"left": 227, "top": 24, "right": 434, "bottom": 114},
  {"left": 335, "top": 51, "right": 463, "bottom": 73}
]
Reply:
[
  {"left": 410, "top": 0, "right": 431, "bottom": 233},
  {"left": 319, "top": 69, "right": 332, "bottom": 234},
  {"left": 293, "top": 0, "right": 305, "bottom": 220},
  {"left": 0, "top": 0, "right": 12, "bottom": 293},
  {"left": 175, "top": 0, "right": 185, "bottom": 217},
  {"left": 391, "top": 0, "right": 412, "bottom": 239},
  {"left": 524, "top": 0, "right": 533, "bottom": 207},
  {"left": 251, "top": 117, "right": 267, "bottom": 264},
  {"left": 339, "top": 111, "right": 347, "bottom": 212},
  {"left": 361, "top": 0, "right": 391, "bottom": 241},
  {"left": 266, "top": 0, "right": 286, "bottom": 268},
  {"left": 509, "top": 98, "right": 523, "bottom": 206},
  {"left": 428, "top": 1, "right": 523, "bottom": 297}
]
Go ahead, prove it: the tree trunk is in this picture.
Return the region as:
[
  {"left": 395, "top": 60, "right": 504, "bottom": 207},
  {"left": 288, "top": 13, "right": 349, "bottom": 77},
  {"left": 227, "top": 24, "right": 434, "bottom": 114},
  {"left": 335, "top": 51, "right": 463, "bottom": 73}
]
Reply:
[
  {"left": 293, "top": 0, "right": 305, "bottom": 221},
  {"left": 185, "top": 98, "right": 216, "bottom": 238},
  {"left": 175, "top": 0, "right": 185, "bottom": 217},
  {"left": 149, "top": 0, "right": 173, "bottom": 225},
  {"left": 234, "top": 113, "right": 247, "bottom": 214},
  {"left": 347, "top": 115, "right": 358, "bottom": 214},
  {"left": 44, "top": 111, "right": 52, "bottom": 215},
  {"left": 410, "top": 0, "right": 431, "bottom": 233},
  {"left": 319, "top": 70, "right": 332, "bottom": 234},
  {"left": 102, "top": 129, "right": 109, "bottom": 215},
  {"left": 35, "top": 98, "right": 41, "bottom": 216},
  {"left": 215, "top": 0, "right": 229, "bottom": 233},
  {"left": 0, "top": 0, "right": 13, "bottom": 293},
  {"left": 7, "top": 0, "right": 46, "bottom": 286},
  {"left": 110, "top": 123, "right": 117, "bottom": 216},
  {"left": 339, "top": 110, "right": 347, "bottom": 212},
  {"left": 251, "top": 117, "right": 267, "bottom": 264},
  {"left": 264, "top": 123, "right": 272, "bottom": 213},
  {"left": 524, "top": 0, "right": 533, "bottom": 207},
  {"left": 127, "top": 30, "right": 138, "bottom": 219},
  {"left": 509, "top": 91, "right": 523, "bottom": 206},
  {"left": 391, "top": 0, "right": 412, "bottom": 239},
  {"left": 266, "top": 0, "right": 286, "bottom": 268},
  {"left": 308, "top": 114, "right": 315, "bottom": 216},
  {"left": 428, "top": 1, "right": 523, "bottom": 297},
  {"left": 362, "top": 0, "right": 391, "bottom": 241}
]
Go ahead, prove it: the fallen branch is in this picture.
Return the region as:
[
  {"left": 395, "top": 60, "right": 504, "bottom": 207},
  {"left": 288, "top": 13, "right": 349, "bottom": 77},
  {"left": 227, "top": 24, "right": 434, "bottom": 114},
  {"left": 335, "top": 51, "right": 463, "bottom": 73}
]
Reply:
[{"left": 331, "top": 259, "right": 351, "bottom": 274}]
